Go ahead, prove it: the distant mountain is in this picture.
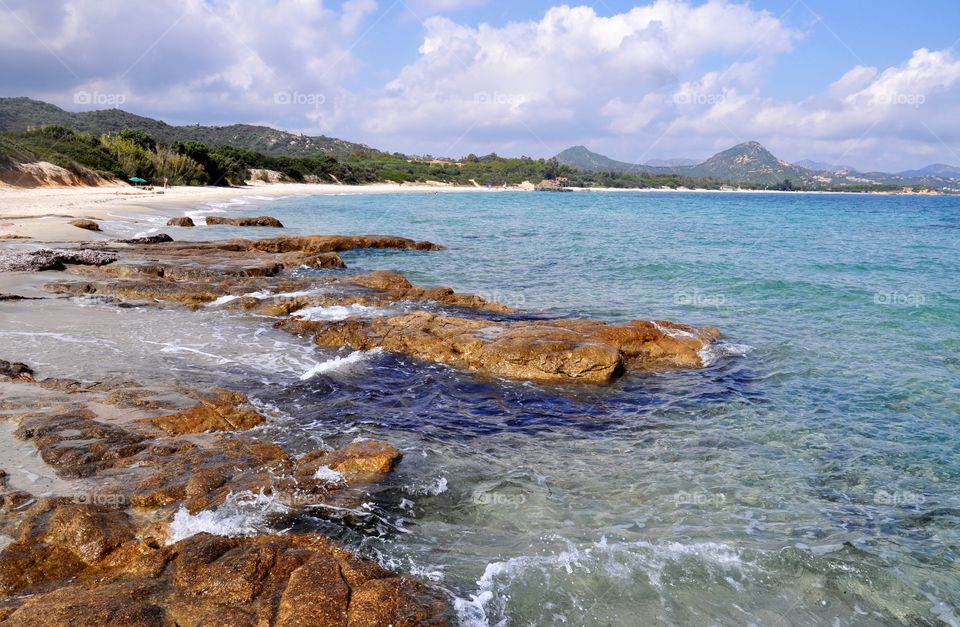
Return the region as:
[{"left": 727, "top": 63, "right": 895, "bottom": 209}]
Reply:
[
  {"left": 644, "top": 157, "right": 698, "bottom": 167},
  {"left": 897, "top": 163, "right": 960, "bottom": 178},
  {"left": 554, "top": 145, "right": 654, "bottom": 173},
  {"left": 0, "top": 97, "right": 375, "bottom": 157},
  {"left": 796, "top": 159, "right": 857, "bottom": 173},
  {"left": 685, "top": 141, "right": 811, "bottom": 186}
]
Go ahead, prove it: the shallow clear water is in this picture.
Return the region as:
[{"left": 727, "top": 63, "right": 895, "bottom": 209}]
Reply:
[{"left": 5, "top": 191, "right": 960, "bottom": 625}]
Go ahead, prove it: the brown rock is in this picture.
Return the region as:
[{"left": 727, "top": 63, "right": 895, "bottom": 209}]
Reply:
[
  {"left": 140, "top": 388, "right": 266, "bottom": 435},
  {"left": 279, "top": 251, "right": 347, "bottom": 269},
  {"left": 166, "top": 216, "right": 195, "bottom": 227},
  {"left": 349, "top": 577, "right": 449, "bottom": 627},
  {"left": 296, "top": 440, "right": 402, "bottom": 484},
  {"left": 70, "top": 219, "right": 101, "bottom": 232},
  {"left": 1, "top": 527, "right": 448, "bottom": 626},
  {"left": 348, "top": 271, "right": 413, "bottom": 291},
  {"left": 206, "top": 215, "right": 284, "bottom": 228},
  {"left": 276, "top": 554, "right": 350, "bottom": 627},
  {"left": 282, "top": 311, "right": 719, "bottom": 384}
]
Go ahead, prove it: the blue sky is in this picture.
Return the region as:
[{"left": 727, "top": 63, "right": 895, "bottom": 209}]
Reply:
[{"left": 2, "top": 0, "right": 959, "bottom": 169}]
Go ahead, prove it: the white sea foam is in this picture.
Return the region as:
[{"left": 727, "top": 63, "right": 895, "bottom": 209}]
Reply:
[
  {"left": 299, "top": 349, "right": 382, "bottom": 380},
  {"left": 166, "top": 490, "right": 290, "bottom": 544},
  {"left": 312, "top": 465, "right": 345, "bottom": 485},
  {"left": 293, "top": 303, "right": 388, "bottom": 322},
  {"left": 698, "top": 341, "right": 754, "bottom": 367},
  {"left": 454, "top": 538, "right": 752, "bottom": 626},
  {"left": 405, "top": 476, "right": 449, "bottom": 497},
  {"left": 207, "top": 291, "right": 275, "bottom": 307}
]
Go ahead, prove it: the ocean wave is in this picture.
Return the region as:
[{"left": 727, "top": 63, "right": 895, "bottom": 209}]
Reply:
[
  {"left": 699, "top": 341, "right": 754, "bottom": 367},
  {"left": 293, "top": 303, "right": 389, "bottom": 322},
  {"left": 300, "top": 349, "right": 382, "bottom": 380},
  {"left": 167, "top": 490, "right": 290, "bottom": 544},
  {"left": 454, "top": 537, "right": 754, "bottom": 626}
]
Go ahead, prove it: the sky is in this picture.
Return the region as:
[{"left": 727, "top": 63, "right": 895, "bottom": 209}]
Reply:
[{"left": 1, "top": 0, "right": 959, "bottom": 170}]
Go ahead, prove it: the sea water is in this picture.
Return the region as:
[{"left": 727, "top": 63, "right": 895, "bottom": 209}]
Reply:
[{"left": 4, "top": 191, "right": 958, "bottom": 625}]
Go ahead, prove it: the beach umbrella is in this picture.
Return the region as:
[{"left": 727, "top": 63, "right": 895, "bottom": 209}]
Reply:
[{"left": 129, "top": 176, "right": 147, "bottom": 187}]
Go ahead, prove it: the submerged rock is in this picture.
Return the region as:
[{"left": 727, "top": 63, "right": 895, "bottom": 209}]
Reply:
[
  {"left": 166, "top": 216, "right": 195, "bottom": 227},
  {"left": 140, "top": 388, "right": 266, "bottom": 435},
  {"left": 206, "top": 215, "right": 285, "bottom": 228},
  {"left": 0, "top": 249, "right": 117, "bottom": 272}
]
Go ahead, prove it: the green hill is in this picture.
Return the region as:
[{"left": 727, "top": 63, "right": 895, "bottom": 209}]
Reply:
[{"left": 0, "top": 97, "right": 376, "bottom": 158}]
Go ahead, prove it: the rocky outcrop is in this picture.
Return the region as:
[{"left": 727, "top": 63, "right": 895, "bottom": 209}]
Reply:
[
  {"left": 140, "top": 388, "right": 266, "bottom": 435},
  {"left": 0, "top": 366, "right": 449, "bottom": 624},
  {"left": 0, "top": 504, "right": 448, "bottom": 626},
  {"left": 0, "top": 249, "right": 116, "bottom": 272},
  {"left": 166, "top": 217, "right": 195, "bottom": 227},
  {"left": 69, "top": 219, "right": 101, "bottom": 232},
  {"left": 280, "top": 311, "right": 719, "bottom": 384},
  {"left": 36, "top": 232, "right": 718, "bottom": 383},
  {"left": 206, "top": 215, "right": 284, "bottom": 228},
  {"left": 0, "top": 360, "right": 34, "bottom": 380}
]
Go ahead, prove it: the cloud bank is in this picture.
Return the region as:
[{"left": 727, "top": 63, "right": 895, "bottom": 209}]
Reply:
[{"left": 1, "top": 0, "right": 958, "bottom": 169}]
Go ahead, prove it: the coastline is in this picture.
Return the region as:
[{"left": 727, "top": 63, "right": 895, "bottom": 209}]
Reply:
[
  {"left": 0, "top": 182, "right": 518, "bottom": 242},
  {"left": 0, "top": 180, "right": 937, "bottom": 243}
]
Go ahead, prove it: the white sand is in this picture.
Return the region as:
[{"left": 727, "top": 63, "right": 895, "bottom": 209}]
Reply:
[{"left": 0, "top": 182, "right": 522, "bottom": 242}]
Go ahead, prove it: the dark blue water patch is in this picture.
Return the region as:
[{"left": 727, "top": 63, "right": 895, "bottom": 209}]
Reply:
[{"left": 251, "top": 346, "right": 763, "bottom": 443}]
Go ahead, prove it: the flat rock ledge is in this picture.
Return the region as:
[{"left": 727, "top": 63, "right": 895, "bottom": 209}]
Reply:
[
  {"left": 0, "top": 365, "right": 450, "bottom": 626},
  {"left": 0, "top": 248, "right": 116, "bottom": 272},
  {"left": 206, "top": 215, "right": 284, "bottom": 228},
  {"left": 280, "top": 311, "right": 719, "bottom": 384},
  {"left": 36, "top": 233, "right": 720, "bottom": 384}
]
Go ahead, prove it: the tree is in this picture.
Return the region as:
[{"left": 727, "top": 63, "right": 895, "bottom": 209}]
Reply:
[{"left": 117, "top": 128, "right": 156, "bottom": 152}]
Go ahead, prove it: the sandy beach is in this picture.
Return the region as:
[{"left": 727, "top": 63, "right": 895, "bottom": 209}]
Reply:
[{"left": 0, "top": 182, "right": 517, "bottom": 242}]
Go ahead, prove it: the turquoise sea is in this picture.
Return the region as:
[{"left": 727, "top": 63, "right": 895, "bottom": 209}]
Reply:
[{"left": 10, "top": 191, "right": 960, "bottom": 625}]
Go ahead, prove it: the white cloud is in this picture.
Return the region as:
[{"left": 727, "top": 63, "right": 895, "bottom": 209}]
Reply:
[
  {"left": 0, "top": 0, "right": 373, "bottom": 132},
  {"left": 357, "top": 0, "right": 800, "bottom": 156}
]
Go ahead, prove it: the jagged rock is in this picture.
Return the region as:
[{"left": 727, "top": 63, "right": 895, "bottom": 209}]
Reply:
[
  {"left": 281, "top": 311, "right": 719, "bottom": 384},
  {"left": 0, "top": 360, "right": 33, "bottom": 380},
  {"left": 296, "top": 441, "right": 402, "bottom": 484},
  {"left": 70, "top": 219, "right": 101, "bottom": 232},
  {"left": 0, "top": 508, "right": 449, "bottom": 626},
  {"left": 139, "top": 389, "right": 266, "bottom": 435},
  {"left": 206, "top": 215, "right": 284, "bottom": 228},
  {"left": 0, "top": 249, "right": 116, "bottom": 272},
  {"left": 166, "top": 217, "right": 195, "bottom": 227},
  {"left": 278, "top": 251, "right": 347, "bottom": 269}
]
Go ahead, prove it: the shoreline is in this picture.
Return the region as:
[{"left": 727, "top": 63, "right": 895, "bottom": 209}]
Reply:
[{"left": 0, "top": 181, "right": 944, "bottom": 243}]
